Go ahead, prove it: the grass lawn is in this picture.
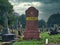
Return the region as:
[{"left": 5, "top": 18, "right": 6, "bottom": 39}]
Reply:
[{"left": 12, "top": 32, "right": 60, "bottom": 45}]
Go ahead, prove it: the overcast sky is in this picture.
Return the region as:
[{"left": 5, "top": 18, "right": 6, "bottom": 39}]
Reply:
[{"left": 9, "top": 0, "right": 60, "bottom": 22}]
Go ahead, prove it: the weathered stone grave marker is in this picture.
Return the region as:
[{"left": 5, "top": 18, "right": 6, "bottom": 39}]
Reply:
[{"left": 24, "top": 7, "right": 40, "bottom": 40}]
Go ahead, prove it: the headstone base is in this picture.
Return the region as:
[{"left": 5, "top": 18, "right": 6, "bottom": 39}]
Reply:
[{"left": 23, "top": 30, "right": 40, "bottom": 40}]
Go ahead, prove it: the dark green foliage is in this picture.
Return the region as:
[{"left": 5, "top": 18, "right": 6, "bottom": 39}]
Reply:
[
  {"left": 18, "top": 14, "right": 26, "bottom": 28},
  {"left": 0, "top": 0, "right": 13, "bottom": 14},
  {"left": 8, "top": 14, "right": 19, "bottom": 27},
  {"left": 0, "top": 0, "right": 14, "bottom": 27},
  {"left": 38, "top": 19, "right": 46, "bottom": 28},
  {"left": 47, "top": 13, "right": 60, "bottom": 27}
]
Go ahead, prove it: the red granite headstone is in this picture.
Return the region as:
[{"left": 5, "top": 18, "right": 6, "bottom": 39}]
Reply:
[{"left": 24, "top": 7, "right": 40, "bottom": 40}]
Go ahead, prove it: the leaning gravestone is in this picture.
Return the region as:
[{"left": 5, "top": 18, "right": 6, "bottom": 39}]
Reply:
[{"left": 24, "top": 7, "right": 40, "bottom": 40}]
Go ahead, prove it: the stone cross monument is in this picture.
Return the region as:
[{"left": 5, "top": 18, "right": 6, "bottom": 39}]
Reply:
[{"left": 24, "top": 7, "right": 40, "bottom": 40}]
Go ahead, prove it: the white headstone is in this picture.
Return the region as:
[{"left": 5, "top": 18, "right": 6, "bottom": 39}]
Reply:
[{"left": 46, "top": 38, "right": 48, "bottom": 45}]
